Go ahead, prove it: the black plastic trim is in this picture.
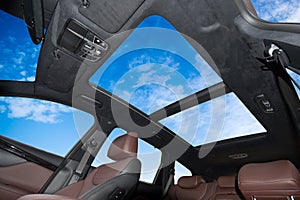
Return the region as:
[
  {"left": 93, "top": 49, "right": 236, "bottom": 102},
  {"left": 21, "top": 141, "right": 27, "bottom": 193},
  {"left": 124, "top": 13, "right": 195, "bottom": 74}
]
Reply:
[{"left": 0, "top": 136, "right": 58, "bottom": 171}]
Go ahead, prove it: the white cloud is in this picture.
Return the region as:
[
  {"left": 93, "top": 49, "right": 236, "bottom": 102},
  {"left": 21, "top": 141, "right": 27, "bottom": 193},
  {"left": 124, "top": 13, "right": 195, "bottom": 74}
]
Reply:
[
  {"left": 31, "top": 64, "right": 37, "bottom": 68},
  {"left": 221, "top": 93, "right": 266, "bottom": 139},
  {"left": 128, "top": 55, "right": 151, "bottom": 69},
  {"left": 13, "top": 52, "right": 26, "bottom": 65},
  {"left": 0, "top": 97, "right": 72, "bottom": 124},
  {"left": 20, "top": 71, "right": 26, "bottom": 76},
  {"left": 17, "top": 77, "right": 26, "bottom": 81},
  {"left": 0, "top": 34, "right": 40, "bottom": 82},
  {"left": 8, "top": 36, "right": 16, "bottom": 43},
  {"left": 133, "top": 69, "right": 171, "bottom": 88},
  {"left": 26, "top": 76, "right": 35, "bottom": 82},
  {"left": 192, "top": 54, "right": 222, "bottom": 88},
  {"left": 0, "top": 105, "right": 6, "bottom": 113},
  {"left": 287, "top": 6, "right": 300, "bottom": 22},
  {"left": 254, "top": 0, "right": 300, "bottom": 22},
  {"left": 160, "top": 92, "right": 266, "bottom": 146}
]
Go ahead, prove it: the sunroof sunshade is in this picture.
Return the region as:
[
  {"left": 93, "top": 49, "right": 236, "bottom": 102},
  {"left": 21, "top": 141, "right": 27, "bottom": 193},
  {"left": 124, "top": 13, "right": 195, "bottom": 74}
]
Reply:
[{"left": 90, "top": 16, "right": 222, "bottom": 114}]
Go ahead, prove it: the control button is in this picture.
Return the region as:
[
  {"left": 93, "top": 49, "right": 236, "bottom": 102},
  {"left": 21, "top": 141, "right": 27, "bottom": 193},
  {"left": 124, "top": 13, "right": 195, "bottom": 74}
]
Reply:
[
  {"left": 255, "top": 94, "right": 274, "bottom": 113},
  {"left": 100, "top": 42, "right": 107, "bottom": 49},
  {"left": 109, "top": 188, "right": 125, "bottom": 200},
  {"left": 93, "top": 36, "right": 108, "bottom": 50},
  {"left": 81, "top": 53, "right": 97, "bottom": 61},
  {"left": 93, "top": 36, "right": 102, "bottom": 45},
  {"left": 83, "top": 43, "right": 94, "bottom": 51},
  {"left": 94, "top": 49, "right": 101, "bottom": 56}
]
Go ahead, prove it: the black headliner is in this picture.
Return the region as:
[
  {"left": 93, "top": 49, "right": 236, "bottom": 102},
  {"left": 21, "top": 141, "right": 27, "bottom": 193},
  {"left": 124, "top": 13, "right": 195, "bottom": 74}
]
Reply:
[{"left": 1, "top": 0, "right": 300, "bottom": 180}]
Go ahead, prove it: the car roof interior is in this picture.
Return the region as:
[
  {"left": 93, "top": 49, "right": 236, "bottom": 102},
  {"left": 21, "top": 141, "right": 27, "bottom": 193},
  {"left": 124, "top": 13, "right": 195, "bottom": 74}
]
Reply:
[{"left": 1, "top": 0, "right": 300, "bottom": 183}]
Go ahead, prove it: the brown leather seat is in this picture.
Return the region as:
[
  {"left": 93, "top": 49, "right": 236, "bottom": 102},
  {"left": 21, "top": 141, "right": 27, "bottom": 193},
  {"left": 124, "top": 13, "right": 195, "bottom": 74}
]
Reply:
[
  {"left": 168, "top": 176, "right": 208, "bottom": 200},
  {"left": 18, "top": 194, "right": 79, "bottom": 200},
  {"left": 238, "top": 160, "right": 300, "bottom": 200},
  {"left": 19, "top": 132, "right": 141, "bottom": 200},
  {"left": 215, "top": 175, "right": 240, "bottom": 200}
]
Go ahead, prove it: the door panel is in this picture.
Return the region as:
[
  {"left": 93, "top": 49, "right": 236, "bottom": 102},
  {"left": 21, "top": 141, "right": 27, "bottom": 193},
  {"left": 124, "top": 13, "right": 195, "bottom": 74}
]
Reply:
[
  {"left": 0, "top": 162, "right": 53, "bottom": 193},
  {"left": 0, "top": 136, "right": 64, "bottom": 168},
  {"left": 0, "top": 162, "right": 52, "bottom": 200},
  {"left": 0, "top": 184, "right": 29, "bottom": 200},
  {"left": 0, "top": 137, "right": 62, "bottom": 200},
  {"left": 0, "top": 149, "right": 26, "bottom": 166}
]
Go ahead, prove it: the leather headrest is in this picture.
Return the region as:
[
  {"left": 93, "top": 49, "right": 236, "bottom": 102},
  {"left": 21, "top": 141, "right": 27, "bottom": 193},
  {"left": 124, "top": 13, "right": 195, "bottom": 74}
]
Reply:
[
  {"left": 238, "top": 160, "right": 300, "bottom": 199},
  {"left": 178, "top": 176, "right": 206, "bottom": 189},
  {"left": 217, "top": 176, "right": 236, "bottom": 188},
  {"left": 107, "top": 132, "right": 138, "bottom": 161}
]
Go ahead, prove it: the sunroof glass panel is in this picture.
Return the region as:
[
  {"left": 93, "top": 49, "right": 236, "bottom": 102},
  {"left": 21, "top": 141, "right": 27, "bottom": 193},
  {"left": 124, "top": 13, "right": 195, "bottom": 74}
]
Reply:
[
  {"left": 160, "top": 92, "right": 266, "bottom": 146},
  {"left": 90, "top": 16, "right": 222, "bottom": 114}
]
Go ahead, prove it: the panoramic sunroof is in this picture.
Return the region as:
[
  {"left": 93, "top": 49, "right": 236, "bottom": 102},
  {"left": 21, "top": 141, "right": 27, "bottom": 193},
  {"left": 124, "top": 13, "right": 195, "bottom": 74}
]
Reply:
[
  {"left": 0, "top": 10, "right": 40, "bottom": 82},
  {"left": 90, "top": 15, "right": 266, "bottom": 145},
  {"left": 90, "top": 16, "right": 222, "bottom": 114}
]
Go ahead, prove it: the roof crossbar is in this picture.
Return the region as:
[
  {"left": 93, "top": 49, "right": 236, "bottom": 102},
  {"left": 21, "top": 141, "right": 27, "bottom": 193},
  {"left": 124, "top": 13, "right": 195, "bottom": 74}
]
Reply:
[{"left": 149, "top": 82, "right": 231, "bottom": 121}]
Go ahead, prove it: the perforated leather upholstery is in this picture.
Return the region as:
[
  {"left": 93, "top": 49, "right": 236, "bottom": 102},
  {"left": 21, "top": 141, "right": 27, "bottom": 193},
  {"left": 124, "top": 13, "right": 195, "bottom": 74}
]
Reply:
[
  {"left": 238, "top": 160, "right": 300, "bottom": 199},
  {"left": 18, "top": 133, "right": 141, "bottom": 200},
  {"left": 215, "top": 175, "right": 240, "bottom": 199},
  {"left": 168, "top": 176, "right": 208, "bottom": 200}
]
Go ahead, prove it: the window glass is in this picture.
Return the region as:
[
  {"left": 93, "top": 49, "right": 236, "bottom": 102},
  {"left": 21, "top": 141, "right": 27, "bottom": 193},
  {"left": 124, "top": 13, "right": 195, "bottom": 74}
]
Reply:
[
  {"left": 0, "top": 97, "right": 94, "bottom": 156},
  {"left": 174, "top": 161, "right": 192, "bottom": 184},
  {"left": 160, "top": 93, "right": 266, "bottom": 146},
  {"left": 90, "top": 16, "right": 222, "bottom": 115},
  {"left": 92, "top": 128, "right": 162, "bottom": 183},
  {"left": 251, "top": 0, "right": 300, "bottom": 23},
  {"left": 287, "top": 68, "right": 300, "bottom": 97},
  {"left": 0, "top": 10, "right": 40, "bottom": 81}
]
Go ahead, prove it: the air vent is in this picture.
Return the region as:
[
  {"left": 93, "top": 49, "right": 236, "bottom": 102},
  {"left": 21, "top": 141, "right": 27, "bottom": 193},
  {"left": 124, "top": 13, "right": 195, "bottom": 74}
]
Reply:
[{"left": 228, "top": 153, "right": 248, "bottom": 160}]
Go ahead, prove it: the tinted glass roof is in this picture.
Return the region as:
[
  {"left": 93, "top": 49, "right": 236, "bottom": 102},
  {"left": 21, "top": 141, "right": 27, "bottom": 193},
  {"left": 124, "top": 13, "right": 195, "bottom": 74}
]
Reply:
[
  {"left": 90, "top": 16, "right": 222, "bottom": 114},
  {"left": 160, "top": 92, "right": 266, "bottom": 146}
]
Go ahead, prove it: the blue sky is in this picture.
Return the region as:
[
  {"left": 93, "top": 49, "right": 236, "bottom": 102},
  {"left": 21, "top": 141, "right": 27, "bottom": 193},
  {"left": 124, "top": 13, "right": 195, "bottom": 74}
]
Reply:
[
  {"left": 0, "top": 11, "right": 39, "bottom": 81},
  {"left": 252, "top": 0, "right": 300, "bottom": 22},
  {"left": 0, "top": 1, "right": 300, "bottom": 182}
]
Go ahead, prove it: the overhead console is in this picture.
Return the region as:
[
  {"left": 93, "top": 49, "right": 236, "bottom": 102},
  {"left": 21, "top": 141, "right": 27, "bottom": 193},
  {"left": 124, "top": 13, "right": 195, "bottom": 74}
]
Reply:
[
  {"left": 58, "top": 20, "right": 108, "bottom": 62},
  {"left": 35, "top": 0, "right": 147, "bottom": 94}
]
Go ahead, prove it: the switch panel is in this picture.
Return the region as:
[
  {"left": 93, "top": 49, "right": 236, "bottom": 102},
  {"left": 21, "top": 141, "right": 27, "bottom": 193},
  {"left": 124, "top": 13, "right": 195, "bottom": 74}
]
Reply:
[
  {"left": 58, "top": 20, "right": 108, "bottom": 62},
  {"left": 255, "top": 94, "right": 274, "bottom": 113}
]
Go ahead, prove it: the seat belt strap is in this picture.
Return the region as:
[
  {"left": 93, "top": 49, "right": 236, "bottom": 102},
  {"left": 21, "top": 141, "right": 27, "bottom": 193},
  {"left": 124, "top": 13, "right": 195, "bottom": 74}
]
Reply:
[
  {"left": 68, "top": 149, "right": 91, "bottom": 185},
  {"left": 262, "top": 44, "right": 300, "bottom": 125},
  {"left": 68, "top": 132, "right": 102, "bottom": 185},
  {"left": 163, "top": 168, "right": 175, "bottom": 197}
]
